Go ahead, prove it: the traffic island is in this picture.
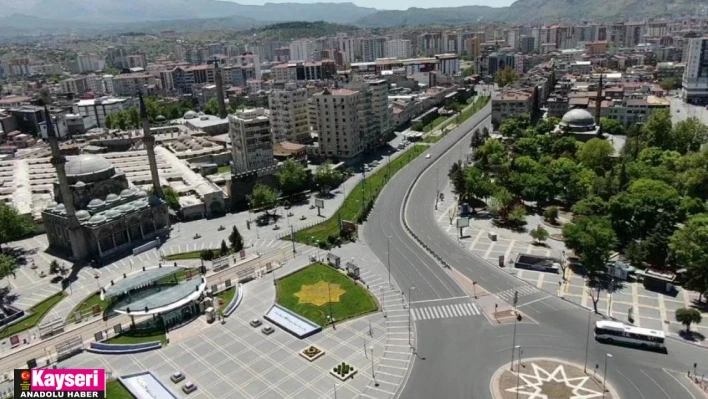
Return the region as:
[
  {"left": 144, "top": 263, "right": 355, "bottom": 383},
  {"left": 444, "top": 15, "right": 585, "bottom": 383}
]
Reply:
[{"left": 491, "top": 358, "right": 617, "bottom": 399}]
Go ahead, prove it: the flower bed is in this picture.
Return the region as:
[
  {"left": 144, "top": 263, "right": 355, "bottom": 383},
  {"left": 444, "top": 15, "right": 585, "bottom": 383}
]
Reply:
[
  {"left": 299, "top": 345, "right": 325, "bottom": 362},
  {"left": 329, "top": 362, "right": 357, "bottom": 381}
]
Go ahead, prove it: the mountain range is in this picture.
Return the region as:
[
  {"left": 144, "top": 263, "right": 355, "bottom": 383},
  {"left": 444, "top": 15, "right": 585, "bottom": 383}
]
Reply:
[{"left": 0, "top": 0, "right": 704, "bottom": 35}]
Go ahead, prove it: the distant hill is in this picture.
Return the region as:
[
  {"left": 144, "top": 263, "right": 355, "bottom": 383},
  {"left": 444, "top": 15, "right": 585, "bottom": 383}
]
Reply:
[
  {"left": 356, "top": 6, "right": 498, "bottom": 28},
  {"left": 256, "top": 21, "right": 360, "bottom": 41}
]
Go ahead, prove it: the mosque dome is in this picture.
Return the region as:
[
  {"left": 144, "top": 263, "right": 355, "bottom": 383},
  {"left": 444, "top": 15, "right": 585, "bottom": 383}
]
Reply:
[
  {"left": 88, "top": 198, "right": 105, "bottom": 208},
  {"left": 155, "top": 115, "right": 167, "bottom": 123},
  {"left": 136, "top": 190, "right": 149, "bottom": 198},
  {"left": 178, "top": 133, "right": 191, "bottom": 142},
  {"left": 55, "top": 204, "right": 66, "bottom": 213},
  {"left": 561, "top": 108, "right": 596, "bottom": 128},
  {"left": 74, "top": 181, "right": 86, "bottom": 188},
  {"left": 105, "top": 209, "right": 122, "bottom": 218},
  {"left": 88, "top": 214, "right": 106, "bottom": 224},
  {"left": 105, "top": 193, "right": 120, "bottom": 203},
  {"left": 117, "top": 204, "right": 135, "bottom": 213},
  {"left": 76, "top": 210, "right": 91, "bottom": 221},
  {"left": 120, "top": 188, "right": 136, "bottom": 198},
  {"left": 184, "top": 110, "right": 198, "bottom": 119},
  {"left": 65, "top": 155, "right": 113, "bottom": 178}
]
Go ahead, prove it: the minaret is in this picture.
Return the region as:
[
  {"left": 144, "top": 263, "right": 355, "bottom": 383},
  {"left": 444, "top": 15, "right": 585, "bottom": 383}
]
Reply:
[
  {"left": 139, "top": 92, "right": 164, "bottom": 198},
  {"left": 595, "top": 73, "right": 603, "bottom": 135},
  {"left": 213, "top": 58, "right": 228, "bottom": 119},
  {"left": 45, "top": 107, "right": 88, "bottom": 261}
]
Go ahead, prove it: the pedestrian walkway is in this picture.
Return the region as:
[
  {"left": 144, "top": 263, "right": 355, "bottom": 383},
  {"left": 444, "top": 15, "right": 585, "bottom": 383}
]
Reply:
[
  {"left": 495, "top": 286, "right": 538, "bottom": 302},
  {"left": 412, "top": 302, "right": 481, "bottom": 321}
]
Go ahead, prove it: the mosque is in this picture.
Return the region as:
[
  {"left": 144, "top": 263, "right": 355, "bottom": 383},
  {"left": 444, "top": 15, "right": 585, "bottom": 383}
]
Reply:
[{"left": 41, "top": 95, "right": 169, "bottom": 264}]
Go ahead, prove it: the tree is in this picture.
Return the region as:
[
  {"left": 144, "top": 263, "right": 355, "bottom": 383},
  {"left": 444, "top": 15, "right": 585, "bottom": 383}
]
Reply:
[
  {"left": 572, "top": 196, "right": 608, "bottom": 218},
  {"left": 313, "top": 162, "right": 343, "bottom": 194},
  {"left": 0, "top": 253, "right": 16, "bottom": 284},
  {"left": 563, "top": 216, "right": 617, "bottom": 313},
  {"left": 495, "top": 67, "right": 519, "bottom": 88},
  {"left": 473, "top": 139, "right": 508, "bottom": 172},
  {"left": 623, "top": 240, "right": 648, "bottom": 268},
  {"left": 49, "top": 260, "right": 60, "bottom": 275},
  {"left": 600, "top": 117, "right": 625, "bottom": 136},
  {"left": 658, "top": 77, "right": 680, "bottom": 91},
  {"left": 641, "top": 109, "right": 673, "bottom": 151},
  {"left": 529, "top": 225, "right": 549, "bottom": 244},
  {"left": 449, "top": 162, "right": 466, "bottom": 198},
  {"left": 229, "top": 226, "right": 244, "bottom": 252},
  {"left": 671, "top": 118, "right": 708, "bottom": 155},
  {"left": 465, "top": 167, "right": 494, "bottom": 207},
  {"left": 204, "top": 98, "right": 220, "bottom": 116},
  {"left": 0, "top": 202, "right": 34, "bottom": 251},
  {"left": 507, "top": 205, "right": 527, "bottom": 226},
  {"left": 576, "top": 138, "right": 615, "bottom": 172},
  {"left": 470, "top": 129, "right": 485, "bottom": 149},
  {"left": 127, "top": 107, "right": 140, "bottom": 128},
  {"left": 488, "top": 187, "right": 514, "bottom": 220},
  {"left": 543, "top": 206, "right": 559, "bottom": 224},
  {"left": 151, "top": 186, "right": 180, "bottom": 211},
  {"left": 104, "top": 113, "right": 115, "bottom": 129},
  {"left": 277, "top": 160, "right": 309, "bottom": 195},
  {"left": 219, "top": 240, "right": 229, "bottom": 256},
  {"left": 675, "top": 308, "right": 702, "bottom": 333},
  {"left": 669, "top": 213, "right": 708, "bottom": 301},
  {"left": 248, "top": 184, "right": 280, "bottom": 217},
  {"left": 461, "top": 66, "right": 475, "bottom": 77},
  {"left": 200, "top": 249, "right": 215, "bottom": 261}
]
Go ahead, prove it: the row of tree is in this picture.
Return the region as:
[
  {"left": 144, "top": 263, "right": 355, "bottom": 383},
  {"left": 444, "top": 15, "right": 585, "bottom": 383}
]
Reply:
[{"left": 455, "top": 110, "right": 708, "bottom": 312}]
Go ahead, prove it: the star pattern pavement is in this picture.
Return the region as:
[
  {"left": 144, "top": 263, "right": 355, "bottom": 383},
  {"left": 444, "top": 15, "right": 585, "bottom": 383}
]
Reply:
[{"left": 505, "top": 363, "right": 604, "bottom": 399}]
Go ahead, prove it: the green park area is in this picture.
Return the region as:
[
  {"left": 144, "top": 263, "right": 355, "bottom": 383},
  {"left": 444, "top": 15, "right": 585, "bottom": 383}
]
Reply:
[
  {"left": 217, "top": 165, "right": 231, "bottom": 174},
  {"left": 105, "top": 329, "right": 168, "bottom": 346},
  {"left": 106, "top": 380, "right": 136, "bottom": 399},
  {"left": 423, "top": 96, "right": 490, "bottom": 143},
  {"left": 276, "top": 263, "right": 377, "bottom": 326},
  {"left": 294, "top": 144, "right": 426, "bottom": 246},
  {"left": 215, "top": 286, "right": 237, "bottom": 314},
  {"left": 0, "top": 291, "right": 66, "bottom": 340},
  {"left": 165, "top": 250, "right": 203, "bottom": 261}
]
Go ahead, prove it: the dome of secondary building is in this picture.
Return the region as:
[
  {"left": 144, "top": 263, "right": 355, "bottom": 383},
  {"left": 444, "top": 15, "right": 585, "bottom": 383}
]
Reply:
[
  {"left": 76, "top": 210, "right": 91, "bottom": 221},
  {"left": 183, "top": 110, "right": 198, "bottom": 119},
  {"left": 561, "top": 108, "right": 596, "bottom": 127},
  {"left": 88, "top": 198, "right": 105, "bottom": 208},
  {"left": 106, "top": 193, "right": 120, "bottom": 203},
  {"left": 65, "top": 155, "right": 113, "bottom": 177}
]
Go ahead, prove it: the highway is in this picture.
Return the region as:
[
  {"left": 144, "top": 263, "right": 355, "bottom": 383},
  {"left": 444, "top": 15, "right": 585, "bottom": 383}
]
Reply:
[{"left": 363, "top": 102, "right": 707, "bottom": 399}]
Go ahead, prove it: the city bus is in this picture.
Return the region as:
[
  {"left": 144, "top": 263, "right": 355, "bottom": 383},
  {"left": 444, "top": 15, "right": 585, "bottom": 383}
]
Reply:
[{"left": 594, "top": 320, "right": 666, "bottom": 351}]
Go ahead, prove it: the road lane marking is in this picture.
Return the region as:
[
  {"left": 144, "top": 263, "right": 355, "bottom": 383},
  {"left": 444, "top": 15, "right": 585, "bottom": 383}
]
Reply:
[
  {"left": 640, "top": 369, "right": 671, "bottom": 399},
  {"left": 410, "top": 295, "right": 469, "bottom": 305},
  {"left": 662, "top": 369, "right": 696, "bottom": 399}
]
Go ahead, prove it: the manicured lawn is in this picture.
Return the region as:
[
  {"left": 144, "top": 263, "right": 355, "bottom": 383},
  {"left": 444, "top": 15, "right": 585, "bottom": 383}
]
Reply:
[
  {"left": 293, "top": 144, "right": 426, "bottom": 245},
  {"left": 215, "top": 286, "right": 237, "bottom": 311},
  {"left": 66, "top": 291, "right": 111, "bottom": 324},
  {"left": 217, "top": 165, "right": 231, "bottom": 174},
  {"left": 422, "top": 96, "right": 490, "bottom": 143},
  {"left": 0, "top": 291, "right": 67, "bottom": 340},
  {"left": 165, "top": 250, "right": 203, "bottom": 260},
  {"left": 105, "top": 330, "right": 167, "bottom": 346},
  {"left": 276, "top": 263, "right": 377, "bottom": 326},
  {"left": 106, "top": 380, "right": 136, "bottom": 399}
]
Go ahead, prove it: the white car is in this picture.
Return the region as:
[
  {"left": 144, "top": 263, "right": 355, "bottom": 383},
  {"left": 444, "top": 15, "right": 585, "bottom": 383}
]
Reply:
[{"left": 425, "top": 154, "right": 431, "bottom": 159}]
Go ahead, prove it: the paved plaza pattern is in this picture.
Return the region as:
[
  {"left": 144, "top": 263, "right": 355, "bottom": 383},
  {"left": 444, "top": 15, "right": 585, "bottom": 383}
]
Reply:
[{"left": 433, "top": 183, "right": 708, "bottom": 344}]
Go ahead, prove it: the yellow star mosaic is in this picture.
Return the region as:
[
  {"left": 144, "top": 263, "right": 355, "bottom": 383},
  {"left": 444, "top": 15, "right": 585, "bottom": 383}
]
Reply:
[{"left": 294, "top": 281, "right": 346, "bottom": 306}]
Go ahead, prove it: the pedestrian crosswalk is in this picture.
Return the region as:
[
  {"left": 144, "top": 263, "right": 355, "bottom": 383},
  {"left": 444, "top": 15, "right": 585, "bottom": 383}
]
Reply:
[
  {"left": 411, "top": 302, "right": 481, "bottom": 321},
  {"left": 496, "top": 285, "right": 537, "bottom": 301}
]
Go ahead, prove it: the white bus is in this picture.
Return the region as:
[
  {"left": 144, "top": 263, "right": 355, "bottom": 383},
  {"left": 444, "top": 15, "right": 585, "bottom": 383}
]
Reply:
[{"left": 594, "top": 320, "right": 666, "bottom": 350}]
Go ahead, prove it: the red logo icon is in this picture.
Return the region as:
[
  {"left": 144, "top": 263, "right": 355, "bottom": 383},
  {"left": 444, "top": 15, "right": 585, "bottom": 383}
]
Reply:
[{"left": 20, "top": 371, "right": 30, "bottom": 381}]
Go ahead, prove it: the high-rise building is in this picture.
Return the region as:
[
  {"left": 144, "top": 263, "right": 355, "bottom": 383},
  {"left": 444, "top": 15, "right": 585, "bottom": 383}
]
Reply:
[
  {"left": 229, "top": 108, "right": 275, "bottom": 173},
  {"left": 269, "top": 83, "right": 310, "bottom": 144},
  {"left": 520, "top": 36, "right": 535, "bottom": 54},
  {"left": 418, "top": 32, "right": 443, "bottom": 56},
  {"left": 384, "top": 39, "right": 412, "bottom": 59},
  {"left": 311, "top": 88, "right": 362, "bottom": 159},
  {"left": 337, "top": 37, "right": 359, "bottom": 65},
  {"left": 361, "top": 37, "right": 386, "bottom": 62},
  {"left": 681, "top": 36, "right": 708, "bottom": 104},
  {"left": 348, "top": 79, "right": 391, "bottom": 151},
  {"left": 289, "top": 39, "right": 316, "bottom": 62}
]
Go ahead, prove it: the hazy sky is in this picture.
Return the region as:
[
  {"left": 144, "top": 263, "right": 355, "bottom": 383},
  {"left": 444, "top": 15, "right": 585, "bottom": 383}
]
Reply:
[{"left": 228, "top": 0, "right": 517, "bottom": 10}]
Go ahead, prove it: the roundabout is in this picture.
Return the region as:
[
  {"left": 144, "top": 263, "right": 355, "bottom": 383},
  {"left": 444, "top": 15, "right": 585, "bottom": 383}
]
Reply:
[{"left": 491, "top": 358, "right": 617, "bottom": 399}]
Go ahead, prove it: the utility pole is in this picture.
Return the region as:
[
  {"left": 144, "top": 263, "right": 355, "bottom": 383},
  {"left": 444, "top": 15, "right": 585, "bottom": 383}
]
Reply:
[
  {"left": 387, "top": 236, "right": 392, "bottom": 287},
  {"left": 602, "top": 354, "right": 613, "bottom": 399},
  {"left": 408, "top": 286, "right": 415, "bottom": 351},
  {"left": 370, "top": 346, "right": 378, "bottom": 387},
  {"left": 290, "top": 225, "right": 296, "bottom": 253},
  {"left": 584, "top": 310, "right": 591, "bottom": 373}
]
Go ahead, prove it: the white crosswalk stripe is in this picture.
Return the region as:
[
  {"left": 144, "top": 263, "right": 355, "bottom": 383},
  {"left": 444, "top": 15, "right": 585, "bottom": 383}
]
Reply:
[
  {"left": 412, "top": 302, "right": 481, "bottom": 321},
  {"left": 496, "top": 286, "right": 538, "bottom": 301}
]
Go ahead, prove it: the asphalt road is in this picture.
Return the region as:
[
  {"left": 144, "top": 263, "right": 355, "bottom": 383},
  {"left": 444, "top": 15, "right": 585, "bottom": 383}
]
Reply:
[{"left": 363, "top": 103, "right": 708, "bottom": 399}]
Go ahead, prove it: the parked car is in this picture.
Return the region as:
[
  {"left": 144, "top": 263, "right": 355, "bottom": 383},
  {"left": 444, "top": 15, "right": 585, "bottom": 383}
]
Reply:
[
  {"left": 262, "top": 325, "right": 275, "bottom": 335},
  {"left": 249, "top": 319, "right": 262, "bottom": 328},
  {"left": 170, "top": 372, "right": 185, "bottom": 383},
  {"left": 182, "top": 382, "right": 197, "bottom": 394}
]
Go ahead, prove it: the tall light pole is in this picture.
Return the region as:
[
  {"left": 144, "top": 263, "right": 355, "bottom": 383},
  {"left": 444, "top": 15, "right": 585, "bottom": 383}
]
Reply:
[
  {"left": 333, "top": 382, "right": 338, "bottom": 399},
  {"left": 290, "top": 225, "right": 296, "bottom": 253},
  {"left": 510, "top": 313, "right": 518, "bottom": 370},
  {"left": 370, "top": 346, "right": 378, "bottom": 387},
  {"left": 584, "top": 310, "right": 592, "bottom": 373},
  {"left": 408, "top": 286, "right": 415, "bottom": 350},
  {"left": 515, "top": 345, "right": 521, "bottom": 399},
  {"left": 386, "top": 236, "right": 392, "bottom": 287},
  {"left": 380, "top": 286, "right": 386, "bottom": 318},
  {"left": 602, "top": 354, "right": 612, "bottom": 398}
]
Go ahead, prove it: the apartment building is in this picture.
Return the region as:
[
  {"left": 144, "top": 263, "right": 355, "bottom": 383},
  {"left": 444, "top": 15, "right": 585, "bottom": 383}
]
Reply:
[
  {"left": 361, "top": 37, "right": 386, "bottom": 62},
  {"left": 682, "top": 36, "right": 708, "bottom": 104},
  {"left": 290, "top": 39, "right": 316, "bottom": 62},
  {"left": 269, "top": 83, "right": 310, "bottom": 143},
  {"left": 60, "top": 77, "right": 89, "bottom": 95},
  {"left": 229, "top": 108, "right": 275, "bottom": 173},
  {"left": 348, "top": 79, "right": 391, "bottom": 150},
  {"left": 311, "top": 88, "right": 362, "bottom": 159},
  {"left": 384, "top": 40, "right": 412, "bottom": 59},
  {"left": 491, "top": 90, "right": 533, "bottom": 125},
  {"left": 111, "top": 73, "right": 159, "bottom": 96},
  {"left": 72, "top": 97, "right": 133, "bottom": 129}
]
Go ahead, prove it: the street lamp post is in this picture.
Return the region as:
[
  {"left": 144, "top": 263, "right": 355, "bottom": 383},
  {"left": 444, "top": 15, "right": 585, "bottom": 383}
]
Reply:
[
  {"left": 381, "top": 286, "right": 386, "bottom": 318},
  {"left": 328, "top": 279, "right": 334, "bottom": 328},
  {"left": 510, "top": 313, "right": 518, "bottom": 370},
  {"left": 290, "top": 225, "right": 296, "bottom": 253},
  {"left": 408, "top": 286, "right": 415, "bottom": 351},
  {"left": 370, "top": 346, "right": 378, "bottom": 387},
  {"left": 333, "top": 382, "right": 338, "bottom": 399},
  {"left": 386, "top": 236, "right": 392, "bottom": 287},
  {"left": 602, "top": 354, "right": 613, "bottom": 399},
  {"left": 515, "top": 345, "right": 521, "bottom": 399}
]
